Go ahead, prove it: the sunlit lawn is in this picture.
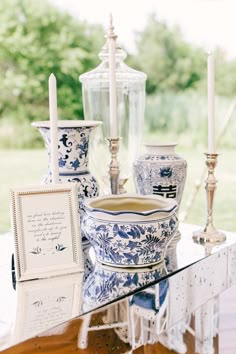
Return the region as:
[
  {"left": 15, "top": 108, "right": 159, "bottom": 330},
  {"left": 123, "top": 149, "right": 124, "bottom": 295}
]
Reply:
[
  {"left": 0, "top": 148, "right": 236, "bottom": 233},
  {"left": 0, "top": 150, "right": 47, "bottom": 232},
  {"left": 179, "top": 147, "right": 236, "bottom": 232}
]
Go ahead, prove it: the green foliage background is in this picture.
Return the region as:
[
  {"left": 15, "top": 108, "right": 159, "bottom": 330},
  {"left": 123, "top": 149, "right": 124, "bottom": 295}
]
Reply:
[
  {"left": 0, "top": 1, "right": 236, "bottom": 148},
  {"left": 0, "top": 0, "right": 103, "bottom": 147}
]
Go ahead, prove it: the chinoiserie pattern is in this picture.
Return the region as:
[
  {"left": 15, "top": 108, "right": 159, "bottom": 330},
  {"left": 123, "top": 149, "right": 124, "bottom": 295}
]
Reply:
[
  {"left": 133, "top": 144, "right": 187, "bottom": 211},
  {"left": 38, "top": 125, "right": 99, "bottom": 200},
  {"left": 83, "top": 262, "right": 167, "bottom": 309},
  {"left": 33, "top": 121, "right": 101, "bottom": 243},
  {"left": 82, "top": 214, "right": 178, "bottom": 267}
]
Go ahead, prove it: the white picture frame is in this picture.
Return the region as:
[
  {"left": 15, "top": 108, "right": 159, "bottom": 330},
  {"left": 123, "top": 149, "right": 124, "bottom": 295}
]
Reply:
[
  {"left": 14, "top": 273, "right": 83, "bottom": 343},
  {"left": 11, "top": 183, "right": 84, "bottom": 281}
]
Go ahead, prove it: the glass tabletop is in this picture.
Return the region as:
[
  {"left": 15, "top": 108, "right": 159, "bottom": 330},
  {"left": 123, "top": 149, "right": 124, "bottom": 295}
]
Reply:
[{"left": 0, "top": 223, "right": 236, "bottom": 352}]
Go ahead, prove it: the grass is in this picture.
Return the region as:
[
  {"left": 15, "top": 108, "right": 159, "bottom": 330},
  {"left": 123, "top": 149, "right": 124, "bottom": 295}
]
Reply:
[
  {"left": 145, "top": 92, "right": 236, "bottom": 149},
  {"left": 0, "top": 150, "right": 47, "bottom": 232},
  {"left": 177, "top": 147, "right": 236, "bottom": 232},
  {"left": 2, "top": 92, "right": 236, "bottom": 150},
  {"left": 0, "top": 147, "right": 236, "bottom": 234}
]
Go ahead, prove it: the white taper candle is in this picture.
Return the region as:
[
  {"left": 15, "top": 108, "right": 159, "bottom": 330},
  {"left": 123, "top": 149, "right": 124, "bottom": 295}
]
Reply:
[
  {"left": 48, "top": 73, "right": 59, "bottom": 184},
  {"left": 207, "top": 52, "right": 216, "bottom": 154},
  {"left": 108, "top": 14, "right": 118, "bottom": 139}
]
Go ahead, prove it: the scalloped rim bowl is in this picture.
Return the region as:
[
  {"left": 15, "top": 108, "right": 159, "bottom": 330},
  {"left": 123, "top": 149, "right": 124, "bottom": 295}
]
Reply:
[
  {"left": 82, "top": 194, "right": 178, "bottom": 268},
  {"left": 83, "top": 194, "right": 177, "bottom": 221}
]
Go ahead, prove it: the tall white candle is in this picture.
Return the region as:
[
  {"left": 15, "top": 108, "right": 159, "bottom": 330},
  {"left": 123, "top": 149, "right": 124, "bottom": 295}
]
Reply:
[
  {"left": 207, "top": 52, "right": 216, "bottom": 153},
  {"left": 48, "top": 73, "right": 59, "bottom": 184},
  {"left": 108, "top": 15, "right": 118, "bottom": 139}
]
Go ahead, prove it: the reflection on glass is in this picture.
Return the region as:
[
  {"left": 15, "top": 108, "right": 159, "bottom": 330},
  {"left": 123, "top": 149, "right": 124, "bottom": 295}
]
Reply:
[
  {"left": 78, "top": 281, "right": 220, "bottom": 353},
  {"left": 83, "top": 262, "right": 167, "bottom": 312},
  {"left": 129, "top": 282, "right": 169, "bottom": 349},
  {"left": 13, "top": 273, "right": 83, "bottom": 345},
  {"left": 78, "top": 280, "right": 191, "bottom": 353},
  {"left": 1, "top": 225, "right": 236, "bottom": 352}
]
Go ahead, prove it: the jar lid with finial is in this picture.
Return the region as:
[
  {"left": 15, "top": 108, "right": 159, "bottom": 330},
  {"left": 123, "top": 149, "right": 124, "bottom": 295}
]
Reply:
[{"left": 79, "top": 16, "right": 147, "bottom": 194}]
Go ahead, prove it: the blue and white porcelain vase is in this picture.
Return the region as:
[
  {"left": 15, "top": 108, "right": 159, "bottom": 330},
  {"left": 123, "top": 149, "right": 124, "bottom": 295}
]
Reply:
[
  {"left": 32, "top": 120, "right": 101, "bottom": 241},
  {"left": 133, "top": 143, "right": 187, "bottom": 212}
]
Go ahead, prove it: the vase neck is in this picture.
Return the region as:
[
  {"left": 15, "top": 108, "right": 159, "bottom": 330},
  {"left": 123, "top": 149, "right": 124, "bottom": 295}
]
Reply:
[
  {"left": 144, "top": 143, "right": 177, "bottom": 155},
  {"left": 37, "top": 125, "right": 95, "bottom": 174}
]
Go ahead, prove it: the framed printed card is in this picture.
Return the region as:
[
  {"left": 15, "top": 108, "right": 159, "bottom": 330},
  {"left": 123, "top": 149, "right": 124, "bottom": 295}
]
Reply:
[{"left": 11, "top": 183, "right": 84, "bottom": 281}]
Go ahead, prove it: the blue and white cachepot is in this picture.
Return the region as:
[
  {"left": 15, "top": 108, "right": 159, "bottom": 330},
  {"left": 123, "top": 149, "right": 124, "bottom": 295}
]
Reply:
[
  {"left": 32, "top": 120, "right": 102, "bottom": 242},
  {"left": 83, "top": 262, "right": 167, "bottom": 311},
  {"left": 133, "top": 143, "right": 187, "bottom": 212},
  {"left": 82, "top": 194, "right": 178, "bottom": 267}
]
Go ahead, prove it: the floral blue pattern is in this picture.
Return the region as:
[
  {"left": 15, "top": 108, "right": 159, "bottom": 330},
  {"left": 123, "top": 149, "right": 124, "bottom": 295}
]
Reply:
[
  {"left": 133, "top": 145, "right": 187, "bottom": 212},
  {"left": 55, "top": 244, "right": 67, "bottom": 251},
  {"left": 82, "top": 214, "right": 178, "bottom": 267},
  {"left": 159, "top": 167, "right": 172, "bottom": 178},
  {"left": 83, "top": 262, "right": 167, "bottom": 310},
  {"left": 35, "top": 123, "right": 100, "bottom": 244},
  {"left": 70, "top": 158, "right": 80, "bottom": 170},
  {"left": 39, "top": 126, "right": 93, "bottom": 173},
  {"left": 29, "top": 247, "right": 41, "bottom": 255},
  {"left": 58, "top": 157, "right": 67, "bottom": 167}
]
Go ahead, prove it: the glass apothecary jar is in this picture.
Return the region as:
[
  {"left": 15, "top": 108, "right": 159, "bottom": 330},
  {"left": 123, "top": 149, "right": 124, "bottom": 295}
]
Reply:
[{"left": 79, "top": 35, "right": 147, "bottom": 193}]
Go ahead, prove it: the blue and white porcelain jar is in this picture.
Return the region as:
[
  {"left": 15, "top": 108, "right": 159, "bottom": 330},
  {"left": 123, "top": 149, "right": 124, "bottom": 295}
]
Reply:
[
  {"left": 32, "top": 120, "right": 102, "bottom": 242},
  {"left": 133, "top": 143, "right": 187, "bottom": 212},
  {"left": 82, "top": 194, "right": 178, "bottom": 267}
]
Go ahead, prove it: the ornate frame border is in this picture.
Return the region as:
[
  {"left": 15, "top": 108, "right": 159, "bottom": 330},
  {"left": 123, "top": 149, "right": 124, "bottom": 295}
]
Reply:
[{"left": 11, "top": 183, "right": 83, "bottom": 281}]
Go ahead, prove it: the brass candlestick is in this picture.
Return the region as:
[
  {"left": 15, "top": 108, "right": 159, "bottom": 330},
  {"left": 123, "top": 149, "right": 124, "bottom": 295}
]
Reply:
[
  {"left": 107, "top": 138, "right": 120, "bottom": 195},
  {"left": 193, "top": 153, "right": 226, "bottom": 243}
]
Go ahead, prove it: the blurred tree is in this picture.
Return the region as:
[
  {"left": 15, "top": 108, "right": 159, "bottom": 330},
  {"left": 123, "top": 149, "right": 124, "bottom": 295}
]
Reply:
[
  {"left": 129, "top": 14, "right": 206, "bottom": 94},
  {"left": 214, "top": 48, "right": 236, "bottom": 97},
  {"left": 0, "top": 0, "right": 104, "bottom": 127},
  {"left": 1, "top": 5, "right": 236, "bottom": 148}
]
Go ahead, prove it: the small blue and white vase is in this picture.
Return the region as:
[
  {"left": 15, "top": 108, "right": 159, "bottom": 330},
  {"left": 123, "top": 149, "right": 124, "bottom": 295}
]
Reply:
[
  {"left": 32, "top": 120, "right": 102, "bottom": 243},
  {"left": 133, "top": 143, "right": 187, "bottom": 212}
]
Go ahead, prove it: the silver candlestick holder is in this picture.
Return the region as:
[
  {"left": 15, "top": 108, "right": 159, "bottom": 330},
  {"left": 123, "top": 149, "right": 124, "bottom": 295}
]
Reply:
[
  {"left": 193, "top": 153, "right": 226, "bottom": 243},
  {"left": 107, "top": 138, "right": 120, "bottom": 195}
]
